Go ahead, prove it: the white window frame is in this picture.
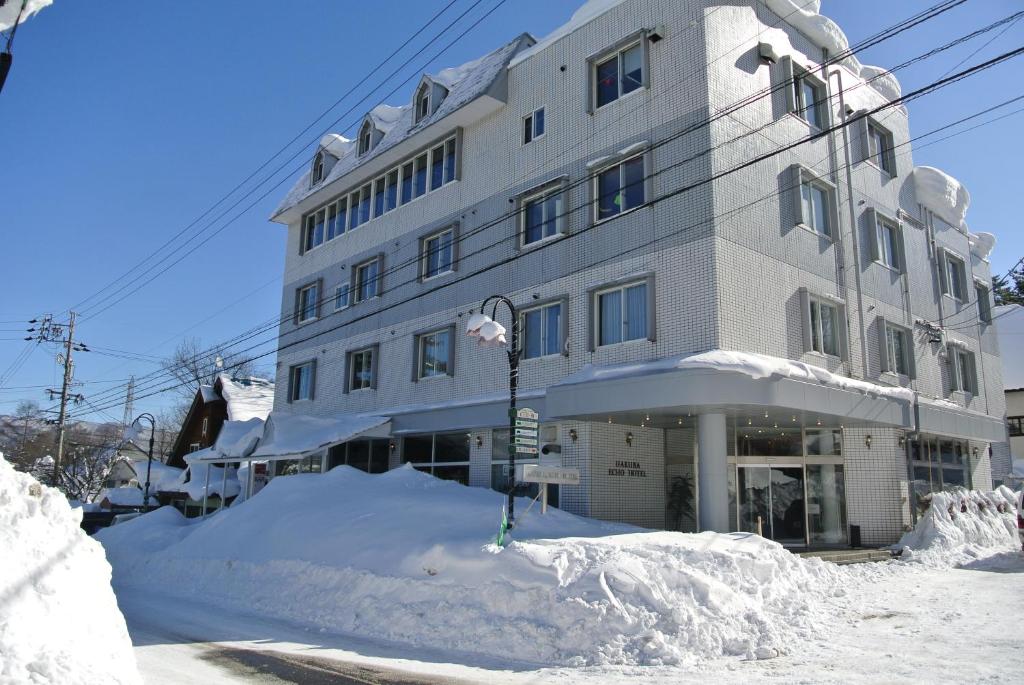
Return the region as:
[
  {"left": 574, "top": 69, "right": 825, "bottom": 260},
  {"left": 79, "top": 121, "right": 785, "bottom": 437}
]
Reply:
[
  {"left": 943, "top": 251, "right": 968, "bottom": 301},
  {"left": 792, "top": 66, "right": 826, "bottom": 129},
  {"left": 883, "top": 323, "right": 912, "bottom": 377},
  {"left": 523, "top": 107, "right": 545, "bottom": 144},
  {"left": 415, "top": 84, "right": 431, "bottom": 123},
  {"left": 949, "top": 346, "right": 975, "bottom": 395},
  {"left": 594, "top": 280, "right": 649, "bottom": 348},
  {"left": 521, "top": 184, "right": 565, "bottom": 247},
  {"left": 311, "top": 151, "right": 325, "bottom": 185},
  {"left": 794, "top": 167, "right": 835, "bottom": 238},
  {"left": 867, "top": 121, "right": 895, "bottom": 175},
  {"left": 354, "top": 258, "right": 380, "bottom": 303},
  {"left": 289, "top": 361, "right": 315, "bottom": 402},
  {"left": 201, "top": 416, "right": 208, "bottom": 437},
  {"left": 875, "top": 214, "right": 902, "bottom": 271},
  {"left": 591, "top": 41, "right": 645, "bottom": 110},
  {"left": 593, "top": 153, "right": 647, "bottom": 224},
  {"left": 520, "top": 301, "right": 564, "bottom": 359},
  {"left": 416, "top": 329, "right": 451, "bottom": 379},
  {"left": 358, "top": 122, "right": 373, "bottom": 156},
  {"left": 189, "top": 443, "right": 201, "bottom": 453},
  {"left": 421, "top": 227, "right": 454, "bottom": 280},
  {"left": 296, "top": 283, "right": 319, "bottom": 324},
  {"left": 348, "top": 348, "right": 374, "bottom": 392},
  {"left": 334, "top": 283, "right": 350, "bottom": 311},
  {"left": 808, "top": 296, "right": 841, "bottom": 357}
]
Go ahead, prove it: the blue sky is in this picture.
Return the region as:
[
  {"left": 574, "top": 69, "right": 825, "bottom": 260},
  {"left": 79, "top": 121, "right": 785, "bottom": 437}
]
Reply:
[{"left": 1, "top": 0, "right": 1022, "bottom": 423}]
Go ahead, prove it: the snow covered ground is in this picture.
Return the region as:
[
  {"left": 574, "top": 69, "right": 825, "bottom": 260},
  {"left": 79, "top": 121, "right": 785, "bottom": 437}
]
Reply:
[
  {"left": 0, "top": 456, "right": 139, "bottom": 684},
  {"left": 95, "top": 467, "right": 1024, "bottom": 683}
]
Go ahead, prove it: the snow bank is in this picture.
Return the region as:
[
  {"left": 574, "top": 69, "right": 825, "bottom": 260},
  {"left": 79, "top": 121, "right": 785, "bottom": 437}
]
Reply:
[
  {"left": 557, "top": 349, "right": 914, "bottom": 402},
  {"left": 0, "top": 0, "right": 52, "bottom": 31},
  {"left": 896, "top": 486, "right": 1020, "bottom": 567},
  {"left": 176, "top": 455, "right": 240, "bottom": 500},
  {"left": 97, "top": 464, "right": 861, "bottom": 667},
  {"left": 0, "top": 456, "right": 139, "bottom": 684}
]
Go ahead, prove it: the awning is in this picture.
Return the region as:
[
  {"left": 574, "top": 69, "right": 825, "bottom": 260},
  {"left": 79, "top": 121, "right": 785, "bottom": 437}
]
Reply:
[
  {"left": 248, "top": 411, "right": 390, "bottom": 461},
  {"left": 916, "top": 399, "right": 1005, "bottom": 442}
]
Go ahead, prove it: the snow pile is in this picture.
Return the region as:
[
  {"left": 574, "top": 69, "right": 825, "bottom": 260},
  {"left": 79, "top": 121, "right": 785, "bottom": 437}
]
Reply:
[
  {"left": 558, "top": 349, "right": 914, "bottom": 402},
  {"left": 969, "top": 231, "right": 996, "bottom": 261},
  {"left": 175, "top": 453, "right": 240, "bottom": 500},
  {"left": 130, "top": 458, "right": 183, "bottom": 492},
  {"left": 98, "top": 465, "right": 856, "bottom": 667},
  {"left": 0, "top": 456, "right": 139, "bottom": 684},
  {"left": 217, "top": 374, "right": 274, "bottom": 422},
  {"left": 912, "top": 165, "right": 971, "bottom": 230},
  {"left": 213, "top": 417, "right": 263, "bottom": 458},
  {"left": 896, "top": 486, "right": 1020, "bottom": 567},
  {"left": 250, "top": 410, "right": 388, "bottom": 459},
  {"left": 0, "top": 0, "right": 53, "bottom": 31}
]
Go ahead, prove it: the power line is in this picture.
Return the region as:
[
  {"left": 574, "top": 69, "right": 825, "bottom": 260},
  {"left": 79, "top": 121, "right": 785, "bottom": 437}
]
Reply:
[
  {"left": 73, "top": 57, "right": 1024, "bottom": 417},
  {"left": 69, "top": 5, "right": 1006, "bottom": 412}
]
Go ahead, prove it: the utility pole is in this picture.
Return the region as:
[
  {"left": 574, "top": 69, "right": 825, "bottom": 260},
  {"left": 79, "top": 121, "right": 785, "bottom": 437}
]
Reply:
[
  {"left": 121, "top": 375, "right": 135, "bottom": 435},
  {"left": 52, "top": 311, "right": 77, "bottom": 488}
]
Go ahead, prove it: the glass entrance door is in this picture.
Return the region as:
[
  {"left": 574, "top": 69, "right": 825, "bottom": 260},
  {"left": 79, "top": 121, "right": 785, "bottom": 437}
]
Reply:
[{"left": 737, "top": 466, "right": 806, "bottom": 545}]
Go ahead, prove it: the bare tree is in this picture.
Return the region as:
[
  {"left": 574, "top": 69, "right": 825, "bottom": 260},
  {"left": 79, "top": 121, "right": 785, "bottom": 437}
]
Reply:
[
  {"left": 161, "top": 337, "right": 257, "bottom": 401},
  {"left": 58, "top": 424, "right": 124, "bottom": 503}
]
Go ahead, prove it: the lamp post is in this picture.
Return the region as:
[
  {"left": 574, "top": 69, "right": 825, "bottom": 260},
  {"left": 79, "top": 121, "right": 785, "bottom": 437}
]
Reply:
[
  {"left": 127, "top": 413, "right": 156, "bottom": 513},
  {"left": 466, "top": 295, "right": 520, "bottom": 529}
]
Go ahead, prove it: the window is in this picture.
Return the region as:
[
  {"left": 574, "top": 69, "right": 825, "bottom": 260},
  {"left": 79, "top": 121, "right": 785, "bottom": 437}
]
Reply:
[
  {"left": 296, "top": 283, "right": 319, "bottom": 323},
  {"left": 792, "top": 67, "right": 826, "bottom": 128},
  {"left": 413, "top": 153, "right": 428, "bottom": 198},
  {"left": 522, "top": 301, "right": 563, "bottom": 358},
  {"left": 596, "top": 281, "right": 648, "bottom": 347},
  {"left": 354, "top": 258, "right": 381, "bottom": 302},
  {"left": 942, "top": 252, "right": 967, "bottom": 301},
  {"left": 299, "top": 134, "right": 457, "bottom": 248},
  {"left": 948, "top": 346, "right": 976, "bottom": 394},
  {"left": 358, "top": 122, "right": 372, "bottom": 155},
  {"left": 421, "top": 227, "right": 454, "bottom": 279},
  {"left": 415, "top": 84, "right": 430, "bottom": 123},
  {"left": 593, "top": 42, "right": 644, "bottom": 109},
  {"left": 312, "top": 152, "right": 325, "bottom": 185},
  {"left": 523, "top": 107, "right": 545, "bottom": 144},
  {"left": 798, "top": 175, "right": 833, "bottom": 237},
  {"left": 416, "top": 328, "right": 452, "bottom": 379},
  {"left": 522, "top": 185, "right": 564, "bottom": 245},
  {"left": 976, "top": 282, "right": 992, "bottom": 323},
  {"left": 401, "top": 432, "right": 470, "bottom": 485},
  {"left": 201, "top": 416, "right": 208, "bottom": 437},
  {"left": 1008, "top": 417, "right": 1024, "bottom": 437},
  {"left": 874, "top": 213, "right": 902, "bottom": 270},
  {"left": 882, "top": 322, "right": 912, "bottom": 377},
  {"left": 327, "top": 439, "right": 389, "bottom": 474},
  {"left": 867, "top": 121, "right": 895, "bottom": 175},
  {"left": 288, "top": 361, "right": 315, "bottom": 402},
  {"left": 596, "top": 154, "right": 645, "bottom": 222},
  {"left": 809, "top": 298, "right": 840, "bottom": 357},
  {"left": 189, "top": 443, "right": 201, "bottom": 453},
  {"left": 334, "top": 283, "right": 350, "bottom": 311},
  {"left": 347, "top": 347, "right": 375, "bottom": 391}
]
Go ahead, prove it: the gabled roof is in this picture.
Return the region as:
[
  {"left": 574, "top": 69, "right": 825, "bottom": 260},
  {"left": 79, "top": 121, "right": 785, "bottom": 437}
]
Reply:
[{"left": 273, "top": 34, "right": 532, "bottom": 219}]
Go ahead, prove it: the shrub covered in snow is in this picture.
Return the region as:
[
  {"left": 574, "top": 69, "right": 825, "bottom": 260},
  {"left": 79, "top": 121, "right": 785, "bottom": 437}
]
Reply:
[
  {"left": 98, "top": 464, "right": 856, "bottom": 667},
  {"left": 0, "top": 455, "right": 139, "bottom": 684},
  {"left": 896, "top": 486, "right": 1020, "bottom": 567}
]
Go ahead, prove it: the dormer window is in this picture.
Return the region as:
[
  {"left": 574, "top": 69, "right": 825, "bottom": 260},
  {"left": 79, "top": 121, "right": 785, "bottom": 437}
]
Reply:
[
  {"left": 358, "top": 122, "right": 373, "bottom": 156},
  {"left": 415, "top": 84, "right": 431, "bottom": 123},
  {"left": 311, "top": 151, "right": 325, "bottom": 185}
]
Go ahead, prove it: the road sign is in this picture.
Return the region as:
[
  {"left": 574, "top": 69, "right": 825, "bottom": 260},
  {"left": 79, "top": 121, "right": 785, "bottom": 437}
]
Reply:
[{"left": 519, "top": 464, "right": 580, "bottom": 485}]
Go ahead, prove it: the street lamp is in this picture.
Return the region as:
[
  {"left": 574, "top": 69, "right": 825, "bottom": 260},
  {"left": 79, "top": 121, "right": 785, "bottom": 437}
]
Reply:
[
  {"left": 126, "top": 413, "right": 156, "bottom": 513},
  {"left": 466, "top": 295, "right": 520, "bottom": 529}
]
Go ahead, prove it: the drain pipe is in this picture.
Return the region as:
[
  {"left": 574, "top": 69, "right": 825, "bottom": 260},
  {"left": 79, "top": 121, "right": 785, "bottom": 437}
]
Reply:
[{"left": 829, "top": 66, "right": 870, "bottom": 379}]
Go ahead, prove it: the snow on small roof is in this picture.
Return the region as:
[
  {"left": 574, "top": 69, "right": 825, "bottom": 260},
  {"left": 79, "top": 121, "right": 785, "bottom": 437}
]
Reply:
[
  {"left": 912, "top": 166, "right": 971, "bottom": 230},
  {"left": 99, "top": 487, "right": 156, "bottom": 507},
  {"left": 319, "top": 133, "right": 352, "bottom": 158},
  {"left": 554, "top": 349, "right": 915, "bottom": 402},
  {"left": 249, "top": 411, "right": 389, "bottom": 460},
  {"left": 508, "top": 0, "right": 625, "bottom": 68},
  {"left": 213, "top": 418, "right": 264, "bottom": 459},
  {"left": 217, "top": 374, "right": 275, "bottom": 422},
  {"left": 128, "top": 459, "right": 183, "bottom": 492},
  {"left": 994, "top": 304, "right": 1024, "bottom": 390},
  {"left": 198, "top": 385, "right": 219, "bottom": 404},
  {"left": 273, "top": 34, "right": 530, "bottom": 218}
]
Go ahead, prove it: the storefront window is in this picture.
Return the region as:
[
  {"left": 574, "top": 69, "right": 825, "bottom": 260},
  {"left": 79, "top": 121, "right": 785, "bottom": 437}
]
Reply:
[
  {"left": 326, "top": 439, "right": 389, "bottom": 473},
  {"left": 736, "top": 427, "right": 802, "bottom": 457},
  {"left": 402, "top": 435, "right": 433, "bottom": 464},
  {"left": 805, "top": 429, "right": 842, "bottom": 456},
  {"left": 401, "top": 432, "right": 471, "bottom": 485}
]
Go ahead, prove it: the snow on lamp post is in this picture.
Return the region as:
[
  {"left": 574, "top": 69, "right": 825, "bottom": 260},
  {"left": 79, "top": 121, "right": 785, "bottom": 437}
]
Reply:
[
  {"left": 125, "top": 413, "right": 156, "bottom": 513},
  {"left": 466, "top": 296, "right": 520, "bottom": 530}
]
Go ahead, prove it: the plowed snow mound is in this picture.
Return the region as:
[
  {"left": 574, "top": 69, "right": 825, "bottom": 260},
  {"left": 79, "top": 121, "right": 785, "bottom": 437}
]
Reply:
[
  {"left": 98, "top": 464, "right": 853, "bottom": 667},
  {"left": 0, "top": 456, "right": 139, "bottom": 684},
  {"left": 896, "top": 486, "right": 1020, "bottom": 567}
]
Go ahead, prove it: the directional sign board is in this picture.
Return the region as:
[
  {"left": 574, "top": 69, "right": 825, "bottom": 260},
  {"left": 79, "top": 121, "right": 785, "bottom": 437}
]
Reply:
[
  {"left": 510, "top": 407, "right": 539, "bottom": 421},
  {"left": 507, "top": 407, "right": 539, "bottom": 456},
  {"left": 518, "top": 464, "right": 581, "bottom": 485}
]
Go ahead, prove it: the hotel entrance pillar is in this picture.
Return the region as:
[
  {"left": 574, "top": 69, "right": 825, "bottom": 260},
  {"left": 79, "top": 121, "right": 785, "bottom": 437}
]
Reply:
[{"left": 698, "top": 412, "right": 729, "bottom": 532}]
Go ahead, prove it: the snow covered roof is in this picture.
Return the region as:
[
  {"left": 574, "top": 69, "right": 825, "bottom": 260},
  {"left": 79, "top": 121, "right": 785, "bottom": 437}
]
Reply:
[
  {"left": 994, "top": 305, "right": 1024, "bottom": 389},
  {"left": 249, "top": 411, "right": 390, "bottom": 460},
  {"left": 98, "top": 487, "right": 156, "bottom": 508},
  {"left": 0, "top": 0, "right": 52, "bottom": 32},
  {"left": 212, "top": 418, "right": 264, "bottom": 459},
  {"left": 128, "top": 458, "right": 183, "bottom": 492},
  {"left": 198, "top": 385, "right": 219, "bottom": 404},
  {"left": 273, "top": 34, "right": 531, "bottom": 219},
  {"left": 912, "top": 166, "right": 971, "bottom": 230},
  {"left": 216, "top": 374, "right": 274, "bottom": 422},
  {"left": 319, "top": 133, "right": 352, "bottom": 158}
]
